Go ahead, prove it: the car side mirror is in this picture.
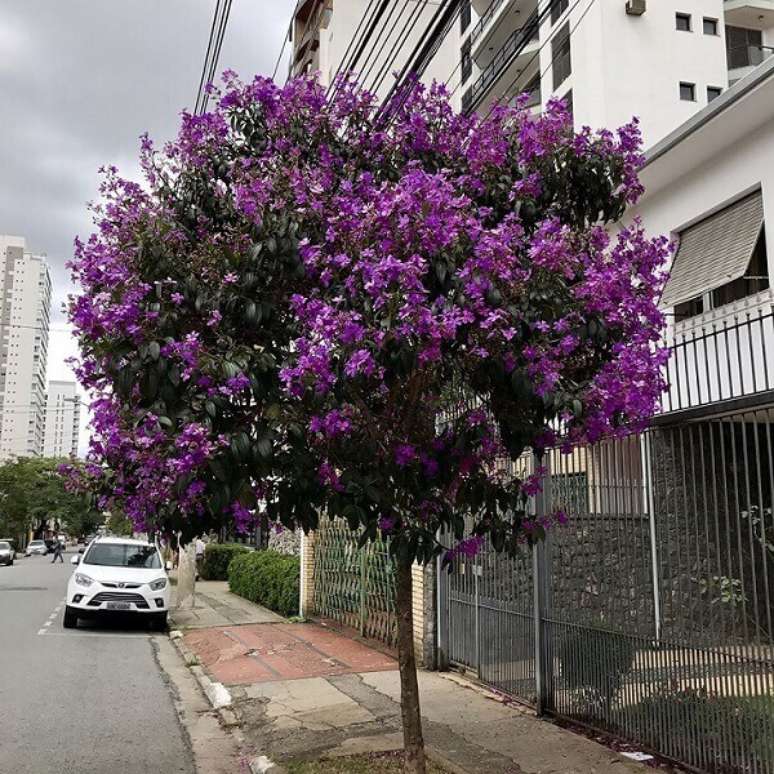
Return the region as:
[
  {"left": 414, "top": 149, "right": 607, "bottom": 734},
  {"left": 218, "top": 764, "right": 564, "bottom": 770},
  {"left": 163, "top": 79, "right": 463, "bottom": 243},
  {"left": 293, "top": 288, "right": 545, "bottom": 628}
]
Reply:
[{"left": 71, "top": 555, "right": 80, "bottom": 565}]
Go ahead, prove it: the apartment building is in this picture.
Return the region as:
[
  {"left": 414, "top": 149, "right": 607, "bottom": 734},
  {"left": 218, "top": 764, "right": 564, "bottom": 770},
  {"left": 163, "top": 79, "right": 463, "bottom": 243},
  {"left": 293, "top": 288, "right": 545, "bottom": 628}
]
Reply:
[
  {"left": 43, "top": 380, "right": 80, "bottom": 458},
  {"left": 0, "top": 236, "right": 52, "bottom": 460},
  {"left": 289, "top": 1, "right": 774, "bottom": 149},
  {"left": 289, "top": 0, "right": 458, "bottom": 94}
]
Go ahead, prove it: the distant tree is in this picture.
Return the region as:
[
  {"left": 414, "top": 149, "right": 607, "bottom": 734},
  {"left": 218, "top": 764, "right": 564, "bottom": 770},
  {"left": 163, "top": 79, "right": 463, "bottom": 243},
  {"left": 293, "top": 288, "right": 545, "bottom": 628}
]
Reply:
[{"left": 0, "top": 457, "right": 99, "bottom": 541}]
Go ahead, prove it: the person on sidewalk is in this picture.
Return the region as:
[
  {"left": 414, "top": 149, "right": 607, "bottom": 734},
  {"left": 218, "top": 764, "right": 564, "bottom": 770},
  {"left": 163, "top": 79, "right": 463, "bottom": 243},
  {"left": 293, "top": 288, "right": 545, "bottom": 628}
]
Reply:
[
  {"left": 51, "top": 539, "right": 64, "bottom": 563},
  {"left": 195, "top": 535, "right": 205, "bottom": 580}
]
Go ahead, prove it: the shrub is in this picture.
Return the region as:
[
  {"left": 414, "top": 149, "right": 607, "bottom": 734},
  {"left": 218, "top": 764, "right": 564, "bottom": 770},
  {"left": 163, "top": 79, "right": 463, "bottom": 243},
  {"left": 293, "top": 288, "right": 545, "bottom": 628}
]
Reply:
[
  {"left": 557, "top": 625, "right": 635, "bottom": 716},
  {"left": 200, "top": 542, "right": 250, "bottom": 580},
  {"left": 624, "top": 689, "right": 774, "bottom": 770},
  {"left": 228, "top": 549, "right": 300, "bottom": 617}
]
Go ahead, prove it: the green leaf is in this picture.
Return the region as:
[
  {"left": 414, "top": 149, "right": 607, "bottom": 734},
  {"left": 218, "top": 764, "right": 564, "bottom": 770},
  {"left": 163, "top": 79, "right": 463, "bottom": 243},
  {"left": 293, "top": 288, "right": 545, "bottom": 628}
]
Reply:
[
  {"left": 256, "top": 437, "right": 273, "bottom": 459},
  {"left": 148, "top": 341, "right": 160, "bottom": 361}
]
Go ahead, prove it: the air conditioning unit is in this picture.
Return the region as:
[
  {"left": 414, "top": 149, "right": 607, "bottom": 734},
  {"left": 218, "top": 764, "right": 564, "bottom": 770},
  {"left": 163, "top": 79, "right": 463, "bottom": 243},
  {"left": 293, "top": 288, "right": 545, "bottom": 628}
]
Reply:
[{"left": 626, "top": 0, "right": 646, "bottom": 15}]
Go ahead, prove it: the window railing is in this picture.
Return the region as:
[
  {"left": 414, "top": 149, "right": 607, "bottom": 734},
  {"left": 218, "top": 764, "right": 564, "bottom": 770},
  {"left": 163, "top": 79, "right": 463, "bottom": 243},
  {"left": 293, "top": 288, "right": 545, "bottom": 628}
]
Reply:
[
  {"left": 727, "top": 43, "right": 774, "bottom": 70},
  {"left": 661, "top": 305, "right": 774, "bottom": 414},
  {"left": 467, "top": 13, "right": 540, "bottom": 107}
]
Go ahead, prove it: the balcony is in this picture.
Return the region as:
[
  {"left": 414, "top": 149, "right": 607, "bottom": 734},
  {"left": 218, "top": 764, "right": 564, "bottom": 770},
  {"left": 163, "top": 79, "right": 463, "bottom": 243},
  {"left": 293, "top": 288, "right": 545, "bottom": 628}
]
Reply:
[
  {"left": 660, "top": 290, "right": 774, "bottom": 415},
  {"left": 724, "top": 0, "right": 774, "bottom": 29},
  {"left": 727, "top": 43, "right": 774, "bottom": 82},
  {"left": 466, "top": 14, "right": 540, "bottom": 113}
]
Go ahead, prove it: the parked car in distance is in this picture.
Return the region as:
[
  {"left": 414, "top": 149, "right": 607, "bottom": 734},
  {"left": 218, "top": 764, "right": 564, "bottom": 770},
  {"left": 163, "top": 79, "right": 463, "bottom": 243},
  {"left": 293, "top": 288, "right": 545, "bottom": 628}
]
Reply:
[
  {"left": 0, "top": 541, "right": 13, "bottom": 566},
  {"left": 65, "top": 537, "right": 169, "bottom": 630},
  {"left": 25, "top": 540, "right": 47, "bottom": 556}
]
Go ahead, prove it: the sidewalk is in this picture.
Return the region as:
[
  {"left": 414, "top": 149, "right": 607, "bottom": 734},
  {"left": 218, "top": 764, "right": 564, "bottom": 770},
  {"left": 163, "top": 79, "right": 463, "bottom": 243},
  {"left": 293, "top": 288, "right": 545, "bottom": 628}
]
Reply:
[
  {"left": 171, "top": 584, "right": 651, "bottom": 774},
  {"left": 170, "top": 579, "right": 284, "bottom": 629}
]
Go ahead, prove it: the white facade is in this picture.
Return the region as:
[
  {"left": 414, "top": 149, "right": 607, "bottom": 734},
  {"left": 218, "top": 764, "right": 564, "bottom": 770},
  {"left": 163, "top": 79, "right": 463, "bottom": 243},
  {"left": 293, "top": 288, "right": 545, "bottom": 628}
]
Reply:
[
  {"left": 289, "top": 1, "right": 774, "bottom": 150},
  {"left": 627, "top": 57, "right": 774, "bottom": 413},
  {"left": 0, "top": 236, "right": 52, "bottom": 460},
  {"left": 44, "top": 380, "right": 80, "bottom": 458}
]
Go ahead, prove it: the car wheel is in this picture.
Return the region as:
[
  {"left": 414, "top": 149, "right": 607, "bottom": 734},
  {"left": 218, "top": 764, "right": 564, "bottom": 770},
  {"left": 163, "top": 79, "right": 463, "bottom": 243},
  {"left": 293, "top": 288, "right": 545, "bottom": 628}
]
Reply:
[
  {"left": 63, "top": 607, "right": 78, "bottom": 629},
  {"left": 151, "top": 612, "right": 167, "bottom": 632}
]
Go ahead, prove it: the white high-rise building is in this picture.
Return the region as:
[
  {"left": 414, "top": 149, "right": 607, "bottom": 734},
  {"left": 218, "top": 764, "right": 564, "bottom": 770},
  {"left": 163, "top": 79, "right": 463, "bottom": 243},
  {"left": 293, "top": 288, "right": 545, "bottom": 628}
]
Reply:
[
  {"left": 0, "top": 236, "right": 52, "bottom": 460},
  {"left": 44, "top": 381, "right": 80, "bottom": 458},
  {"left": 289, "top": 1, "right": 774, "bottom": 148}
]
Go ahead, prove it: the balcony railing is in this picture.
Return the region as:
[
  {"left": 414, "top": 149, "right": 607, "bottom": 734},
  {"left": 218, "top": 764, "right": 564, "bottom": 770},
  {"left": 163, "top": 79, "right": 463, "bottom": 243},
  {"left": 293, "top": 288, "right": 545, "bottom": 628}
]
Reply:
[
  {"left": 467, "top": 13, "right": 540, "bottom": 109},
  {"left": 469, "top": 0, "right": 508, "bottom": 47},
  {"left": 727, "top": 43, "right": 774, "bottom": 71},
  {"left": 660, "top": 305, "right": 774, "bottom": 415}
]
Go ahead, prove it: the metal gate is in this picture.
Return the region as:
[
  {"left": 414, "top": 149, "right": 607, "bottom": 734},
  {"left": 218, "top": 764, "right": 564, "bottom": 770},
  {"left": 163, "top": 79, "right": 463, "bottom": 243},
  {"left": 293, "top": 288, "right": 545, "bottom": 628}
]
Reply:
[
  {"left": 439, "top": 415, "right": 774, "bottom": 774},
  {"left": 313, "top": 518, "right": 398, "bottom": 647}
]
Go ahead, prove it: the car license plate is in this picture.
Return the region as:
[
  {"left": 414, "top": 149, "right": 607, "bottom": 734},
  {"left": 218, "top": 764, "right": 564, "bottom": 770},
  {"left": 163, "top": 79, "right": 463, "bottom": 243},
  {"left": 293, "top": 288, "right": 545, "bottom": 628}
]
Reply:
[{"left": 106, "top": 602, "right": 131, "bottom": 611}]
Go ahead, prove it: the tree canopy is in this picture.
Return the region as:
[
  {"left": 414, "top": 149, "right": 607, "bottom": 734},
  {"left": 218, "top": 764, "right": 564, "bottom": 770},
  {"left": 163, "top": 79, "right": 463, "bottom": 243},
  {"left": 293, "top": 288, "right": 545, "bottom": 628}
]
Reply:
[{"left": 68, "top": 75, "right": 668, "bottom": 554}]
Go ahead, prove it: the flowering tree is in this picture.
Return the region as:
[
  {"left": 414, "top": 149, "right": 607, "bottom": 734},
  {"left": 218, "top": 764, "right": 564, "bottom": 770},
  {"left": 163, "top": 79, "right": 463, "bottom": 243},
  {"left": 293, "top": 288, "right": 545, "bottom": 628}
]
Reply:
[{"left": 68, "top": 73, "right": 669, "bottom": 773}]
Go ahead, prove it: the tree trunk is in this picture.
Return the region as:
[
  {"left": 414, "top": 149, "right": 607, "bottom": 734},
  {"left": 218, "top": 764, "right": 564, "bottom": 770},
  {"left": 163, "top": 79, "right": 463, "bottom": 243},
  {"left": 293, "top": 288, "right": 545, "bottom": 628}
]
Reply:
[{"left": 395, "top": 557, "right": 426, "bottom": 774}]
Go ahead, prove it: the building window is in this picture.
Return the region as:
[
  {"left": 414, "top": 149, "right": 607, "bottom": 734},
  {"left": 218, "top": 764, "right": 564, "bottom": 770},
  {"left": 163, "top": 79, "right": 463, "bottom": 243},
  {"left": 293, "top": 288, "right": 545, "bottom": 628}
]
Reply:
[
  {"left": 552, "top": 23, "right": 572, "bottom": 90},
  {"left": 551, "top": 0, "right": 569, "bottom": 25},
  {"left": 726, "top": 25, "right": 764, "bottom": 69},
  {"left": 703, "top": 17, "right": 719, "bottom": 36},
  {"left": 461, "top": 39, "right": 472, "bottom": 83},
  {"left": 707, "top": 86, "right": 723, "bottom": 102},
  {"left": 679, "top": 81, "right": 696, "bottom": 101},
  {"left": 676, "top": 13, "right": 692, "bottom": 32},
  {"left": 712, "top": 229, "right": 769, "bottom": 308},
  {"left": 460, "top": 0, "right": 471, "bottom": 33}
]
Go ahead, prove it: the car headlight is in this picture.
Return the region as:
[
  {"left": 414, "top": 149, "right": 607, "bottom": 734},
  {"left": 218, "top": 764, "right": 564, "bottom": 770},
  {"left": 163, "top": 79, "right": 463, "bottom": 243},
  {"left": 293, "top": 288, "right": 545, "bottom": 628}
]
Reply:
[
  {"left": 149, "top": 578, "right": 167, "bottom": 591},
  {"left": 74, "top": 573, "right": 93, "bottom": 587}
]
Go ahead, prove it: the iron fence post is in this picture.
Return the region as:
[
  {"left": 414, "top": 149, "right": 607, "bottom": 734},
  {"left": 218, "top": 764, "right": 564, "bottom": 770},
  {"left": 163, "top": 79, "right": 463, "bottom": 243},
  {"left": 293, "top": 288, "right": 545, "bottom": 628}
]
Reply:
[
  {"left": 533, "top": 451, "right": 554, "bottom": 715},
  {"left": 436, "top": 532, "right": 450, "bottom": 670},
  {"left": 641, "top": 431, "right": 663, "bottom": 641}
]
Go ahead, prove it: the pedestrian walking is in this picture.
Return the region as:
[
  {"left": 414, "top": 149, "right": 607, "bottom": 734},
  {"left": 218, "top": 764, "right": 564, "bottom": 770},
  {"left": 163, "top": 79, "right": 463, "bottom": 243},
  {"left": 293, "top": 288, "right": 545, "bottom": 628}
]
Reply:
[
  {"left": 51, "top": 539, "right": 64, "bottom": 563},
  {"left": 195, "top": 535, "right": 205, "bottom": 579}
]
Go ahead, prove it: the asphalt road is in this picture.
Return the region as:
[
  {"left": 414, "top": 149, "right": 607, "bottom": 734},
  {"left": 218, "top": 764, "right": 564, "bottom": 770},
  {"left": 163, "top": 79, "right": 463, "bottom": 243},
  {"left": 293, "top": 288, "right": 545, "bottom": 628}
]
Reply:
[{"left": 0, "top": 549, "right": 195, "bottom": 774}]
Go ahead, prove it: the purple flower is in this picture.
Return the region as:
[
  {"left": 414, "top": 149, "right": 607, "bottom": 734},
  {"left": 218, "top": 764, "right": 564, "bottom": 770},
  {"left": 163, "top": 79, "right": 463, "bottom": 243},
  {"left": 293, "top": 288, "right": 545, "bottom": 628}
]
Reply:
[{"left": 395, "top": 444, "right": 417, "bottom": 467}]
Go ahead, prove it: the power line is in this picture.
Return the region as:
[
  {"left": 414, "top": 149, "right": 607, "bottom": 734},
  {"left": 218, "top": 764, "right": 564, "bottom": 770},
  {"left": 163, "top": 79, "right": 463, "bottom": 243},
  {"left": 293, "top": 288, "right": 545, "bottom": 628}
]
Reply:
[
  {"left": 204, "top": 0, "right": 233, "bottom": 112},
  {"left": 367, "top": 0, "right": 430, "bottom": 97},
  {"left": 271, "top": 9, "right": 295, "bottom": 82},
  {"left": 194, "top": 0, "right": 222, "bottom": 114},
  {"left": 193, "top": 0, "right": 233, "bottom": 115},
  {"left": 359, "top": 0, "right": 413, "bottom": 94},
  {"left": 327, "top": 0, "right": 381, "bottom": 97},
  {"left": 482, "top": 0, "right": 596, "bottom": 120}
]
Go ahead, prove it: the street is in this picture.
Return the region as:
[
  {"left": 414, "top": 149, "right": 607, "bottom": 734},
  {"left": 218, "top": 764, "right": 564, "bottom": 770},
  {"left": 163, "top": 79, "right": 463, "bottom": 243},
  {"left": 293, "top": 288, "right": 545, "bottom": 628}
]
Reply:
[{"left": 0, "top": 549, "right": 194, "bottom": 774}]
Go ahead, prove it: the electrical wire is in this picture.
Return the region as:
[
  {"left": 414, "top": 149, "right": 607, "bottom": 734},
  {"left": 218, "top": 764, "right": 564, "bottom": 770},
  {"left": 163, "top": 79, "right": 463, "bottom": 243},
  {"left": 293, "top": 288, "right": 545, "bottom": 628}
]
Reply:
[
  {"left": 327, "top": 0, "right": 381, "bottom": 96},
  {"left": 481, "top": 0, "right": 597, "bottom": 120},
  {"left": 194, "top": 0, "right": 222, "bottom": 114},
  {"left": 367, "top": 0, "right": 431, "bottom": 98},
  {"left": 203, "top": 0, "right": 233, "bottom": 113},
  {"left": 271, "top": 8, "right": 295, "bottom": 82},
  {"left": 359, "top": 0, "right": 413, "bottom": 94}
]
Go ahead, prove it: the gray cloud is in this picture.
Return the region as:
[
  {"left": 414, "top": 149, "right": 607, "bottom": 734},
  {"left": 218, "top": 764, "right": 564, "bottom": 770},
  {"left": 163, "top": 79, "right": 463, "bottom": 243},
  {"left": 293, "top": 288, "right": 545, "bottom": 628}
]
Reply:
[{"left": 0, "top": 0, "right": 295, "bottom": 320}]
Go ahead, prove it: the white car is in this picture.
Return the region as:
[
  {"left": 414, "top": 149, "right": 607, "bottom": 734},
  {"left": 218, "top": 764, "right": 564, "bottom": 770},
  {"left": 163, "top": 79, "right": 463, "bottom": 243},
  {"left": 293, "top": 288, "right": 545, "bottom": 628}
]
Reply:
[
  {"left": 25, "top": 540, "right": 47, "bottom": 556},
  {"left": 65, "top": 537, "right": 170, "bottom": 630}
]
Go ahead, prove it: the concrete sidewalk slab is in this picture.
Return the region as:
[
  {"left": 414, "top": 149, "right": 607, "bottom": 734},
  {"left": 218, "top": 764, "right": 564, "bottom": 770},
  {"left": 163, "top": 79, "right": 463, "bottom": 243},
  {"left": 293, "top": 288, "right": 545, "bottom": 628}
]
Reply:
[
  {"left": 183, "top": 622, "right": 396, "bottom": 685},
  {"left": 170, "top": 580, "right": 284, "bottom": 629}
]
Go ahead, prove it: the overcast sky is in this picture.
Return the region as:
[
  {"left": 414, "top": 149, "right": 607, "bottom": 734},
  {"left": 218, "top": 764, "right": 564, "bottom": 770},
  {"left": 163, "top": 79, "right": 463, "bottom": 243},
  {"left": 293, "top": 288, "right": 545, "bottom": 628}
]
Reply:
[{"left": 0, "top": 0, "right": 296, "bottom": 450}]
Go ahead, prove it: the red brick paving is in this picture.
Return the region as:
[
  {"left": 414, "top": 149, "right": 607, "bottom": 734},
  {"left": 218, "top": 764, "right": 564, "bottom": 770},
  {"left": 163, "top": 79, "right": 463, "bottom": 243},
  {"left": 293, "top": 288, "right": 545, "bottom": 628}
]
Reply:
[{"left": 183, "top": 622, "right": 396, "bottom": 685}]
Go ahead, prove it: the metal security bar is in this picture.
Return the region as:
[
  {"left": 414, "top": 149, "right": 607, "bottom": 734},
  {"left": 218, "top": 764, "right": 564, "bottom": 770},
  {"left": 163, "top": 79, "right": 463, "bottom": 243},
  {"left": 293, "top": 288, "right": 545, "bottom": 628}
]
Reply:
[
  {"left": 313, "top": 518, "right": 397, "bottom": 647},
  {"left": 662, "top": 306, "right": 774, "bottom": 414}
]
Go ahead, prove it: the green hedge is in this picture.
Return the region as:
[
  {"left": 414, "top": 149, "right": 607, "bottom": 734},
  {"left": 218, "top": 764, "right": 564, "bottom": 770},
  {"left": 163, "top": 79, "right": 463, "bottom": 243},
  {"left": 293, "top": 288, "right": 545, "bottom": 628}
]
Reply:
[
  {"left": 200, "top": 543, "right": 251, "bottom": 580},
  {"left": 228, "top": 549, "right": 300, "bottom": 617}
]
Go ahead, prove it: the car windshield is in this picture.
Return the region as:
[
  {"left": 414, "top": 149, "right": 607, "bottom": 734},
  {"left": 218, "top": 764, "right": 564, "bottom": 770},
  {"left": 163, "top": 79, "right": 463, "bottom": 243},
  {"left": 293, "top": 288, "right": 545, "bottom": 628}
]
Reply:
[
  {"left": 30, "top": 541, "right": 44, "bottom": 546},
  {"left": 0, "top": 542, "right": 9, "bottom": 550},
  {"left": 84, "top": 544, "right": 161, "bottom": 569}
]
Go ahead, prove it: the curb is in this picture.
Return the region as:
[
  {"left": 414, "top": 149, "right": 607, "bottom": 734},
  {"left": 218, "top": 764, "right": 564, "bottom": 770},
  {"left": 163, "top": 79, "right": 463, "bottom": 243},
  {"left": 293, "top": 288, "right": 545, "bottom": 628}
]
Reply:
[{"left": 169, "top": 629, "right": 233, "bottom": 716}]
